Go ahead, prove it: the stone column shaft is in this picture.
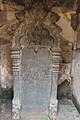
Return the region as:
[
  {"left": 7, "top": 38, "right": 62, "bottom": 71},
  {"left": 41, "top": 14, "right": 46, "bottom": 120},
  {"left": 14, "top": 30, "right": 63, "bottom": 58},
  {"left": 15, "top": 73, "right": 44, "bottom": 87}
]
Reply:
[
  {"left": 49, "top": 48, "right": 61, "bottom": 120},
  {"left": 11, "top": 46, "right": 21, "bottom": 120}
]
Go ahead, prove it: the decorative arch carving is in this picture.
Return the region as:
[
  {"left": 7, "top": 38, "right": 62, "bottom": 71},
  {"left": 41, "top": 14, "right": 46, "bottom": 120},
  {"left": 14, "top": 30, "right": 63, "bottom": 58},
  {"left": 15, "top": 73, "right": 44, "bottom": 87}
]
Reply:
[{"left": 12, "top": 11, "right": 61, "bottom": 49}]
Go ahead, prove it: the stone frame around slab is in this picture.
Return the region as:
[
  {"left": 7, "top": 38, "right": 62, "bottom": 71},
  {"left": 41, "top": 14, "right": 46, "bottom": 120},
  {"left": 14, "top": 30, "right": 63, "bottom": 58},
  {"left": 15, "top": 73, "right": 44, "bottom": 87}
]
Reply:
[{"left": 11, "top": 11, "right": 61, "bottom": 120}]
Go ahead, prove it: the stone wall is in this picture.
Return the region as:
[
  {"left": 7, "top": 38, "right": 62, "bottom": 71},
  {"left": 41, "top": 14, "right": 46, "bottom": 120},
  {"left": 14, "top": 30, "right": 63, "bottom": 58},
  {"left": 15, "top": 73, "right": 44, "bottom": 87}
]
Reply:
[
  {"left": 58, "top": 38, "right": 73, "bottom": 98},
  {"left": 0, "top": 3, "right": 20, "bottom": 89},
  {"left": 0, "top": 43, "right": 12, "bottom": 88},
  {"left": 53, "top": 8, "right": 74, "bottom": 98}
]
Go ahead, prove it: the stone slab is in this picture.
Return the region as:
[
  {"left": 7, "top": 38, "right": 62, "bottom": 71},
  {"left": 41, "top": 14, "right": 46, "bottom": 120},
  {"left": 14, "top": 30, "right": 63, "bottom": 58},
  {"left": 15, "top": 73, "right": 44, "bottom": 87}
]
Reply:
[{"left": 20, "top": 47, "right": 52, "bottom": 118}]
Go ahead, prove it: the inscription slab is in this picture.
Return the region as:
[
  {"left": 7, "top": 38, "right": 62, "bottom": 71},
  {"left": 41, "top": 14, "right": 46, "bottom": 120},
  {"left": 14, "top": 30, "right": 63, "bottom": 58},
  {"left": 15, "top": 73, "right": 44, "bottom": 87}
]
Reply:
[{"left": 20, "top": 47, "right": 52, "bottom": 119}]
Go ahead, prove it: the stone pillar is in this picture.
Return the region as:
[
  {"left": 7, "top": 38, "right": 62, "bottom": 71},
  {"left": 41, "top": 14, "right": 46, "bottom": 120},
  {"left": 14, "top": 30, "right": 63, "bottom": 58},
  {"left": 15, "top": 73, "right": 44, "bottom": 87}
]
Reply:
[
  {"left": 1, "top": 43, "right": 12, "bottom": 88},
  {"left": 71, "top": 31, "right": 77, "bottom": 77},
  {"left": 49, "top": 47, "right": 61, "bottom": 120},
  {"left": 11, "top": 46, "right": 22, "bottom": 120}
]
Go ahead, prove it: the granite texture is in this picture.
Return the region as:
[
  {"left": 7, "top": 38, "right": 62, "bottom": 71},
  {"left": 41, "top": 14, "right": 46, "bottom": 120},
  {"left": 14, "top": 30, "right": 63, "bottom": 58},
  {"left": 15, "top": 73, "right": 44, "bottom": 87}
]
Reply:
[{"left": 21, "top": 47, "right": 52, "bottom": 117}]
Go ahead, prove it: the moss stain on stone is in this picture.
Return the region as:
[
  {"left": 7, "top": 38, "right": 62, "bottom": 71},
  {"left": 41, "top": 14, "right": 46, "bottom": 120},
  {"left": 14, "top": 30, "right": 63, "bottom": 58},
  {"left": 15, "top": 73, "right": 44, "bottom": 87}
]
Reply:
[{"left": 0, "top": 86, "right": 13, "bottom": 103}]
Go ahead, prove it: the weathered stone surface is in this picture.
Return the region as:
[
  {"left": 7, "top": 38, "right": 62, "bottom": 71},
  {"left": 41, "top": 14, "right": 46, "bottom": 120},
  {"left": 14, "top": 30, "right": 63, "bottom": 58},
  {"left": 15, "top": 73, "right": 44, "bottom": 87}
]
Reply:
[
  {"left": 7, "top": 20, "right": 19, "bottom": 36},
  {"left": 59, "top": 63, "right": 71, "bottom": 85},
  {"left": 58, "top": 80, "right": 71, "bottom": 99},
  {"left": 0, "top": 43, "right": 12, "bottom": 88},
  {"left": 50, "top": 12, "right": 60, "bottom": 24},
  {"left": 77, "top": 30, "right": 80, "bottom": 49},
  {"left": 58, "top": 38, "right": 73, "bottom": 98},
  {"left": 57, "top": 0, "right": 75, "bottom": 9},
  {"left": 0, "top": 87, "right": 13, "bottom": 100},
  {"left": 3, "top": 0, "right": 24, "bottom": 5},
  {"left": 21, "top": 48, "right": 52, "bottom": 117},
  {"left": 60, "top": 39, "right": 73, "bottom": 63},
  {"left": 0, "top": 11, "right": 6, "bottom": 27},
  {"left": 77, "top": 0, "right": 80, "bottom": 13},
  {"left": 3, "top": 0, "right": 76, "bottom": 10},
  {"left": 15, "top": 10, "right": 25, "bottom": 22},
  {"left": 0, "top": 38, "right": 10, "bottom": 45},
  {"left": 26, "top": 23, "right": 54, "bottom": 46},
  {"left": 71, "top": 14, "right": 78, "bottom": 31}
]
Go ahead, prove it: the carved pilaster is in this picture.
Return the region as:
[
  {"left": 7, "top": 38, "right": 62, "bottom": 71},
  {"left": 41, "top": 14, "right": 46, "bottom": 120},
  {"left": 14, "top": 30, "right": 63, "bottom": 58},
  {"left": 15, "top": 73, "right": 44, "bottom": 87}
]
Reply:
[
  {"left": 11, "top": 46, "right": 22, "bottom": 120},
  {"left": 49, "top": 47, "right": 61, "bottom": 120}
]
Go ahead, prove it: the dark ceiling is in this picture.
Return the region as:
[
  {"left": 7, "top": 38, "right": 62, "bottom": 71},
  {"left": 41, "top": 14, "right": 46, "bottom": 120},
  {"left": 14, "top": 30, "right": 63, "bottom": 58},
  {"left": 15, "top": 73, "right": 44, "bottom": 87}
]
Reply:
[{"left": 3, "top": 0, "right": 76, "bottom": 9}]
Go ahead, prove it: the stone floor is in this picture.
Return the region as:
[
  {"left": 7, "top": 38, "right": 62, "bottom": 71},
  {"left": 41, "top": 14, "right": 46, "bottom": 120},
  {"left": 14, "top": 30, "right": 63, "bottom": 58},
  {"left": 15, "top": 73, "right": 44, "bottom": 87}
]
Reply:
[
  {"left": 0, "top": 100, "right": 12, "bottom": 120},
  {"left": 0, "top": 99, "right": 80, "bottom": 120},
  {"left": 58, "top": 99, "right": 80, "bottom": 120}
]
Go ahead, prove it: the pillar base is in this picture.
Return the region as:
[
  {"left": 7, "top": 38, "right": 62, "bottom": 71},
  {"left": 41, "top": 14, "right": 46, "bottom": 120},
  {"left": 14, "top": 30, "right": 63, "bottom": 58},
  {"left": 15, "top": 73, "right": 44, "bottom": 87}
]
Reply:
[
  {"left": 49, "top": 99, "right": 58, "bottom": 120},
  {"left": 12, "top": 99, "right": 21, "bottom": 120}
]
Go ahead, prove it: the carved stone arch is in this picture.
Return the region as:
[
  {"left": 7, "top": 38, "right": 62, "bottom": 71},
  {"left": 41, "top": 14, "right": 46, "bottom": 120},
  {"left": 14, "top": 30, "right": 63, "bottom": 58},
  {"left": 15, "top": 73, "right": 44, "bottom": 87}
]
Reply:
[{"left": 12, "top": 20, "right": 60, "bottom": 49}]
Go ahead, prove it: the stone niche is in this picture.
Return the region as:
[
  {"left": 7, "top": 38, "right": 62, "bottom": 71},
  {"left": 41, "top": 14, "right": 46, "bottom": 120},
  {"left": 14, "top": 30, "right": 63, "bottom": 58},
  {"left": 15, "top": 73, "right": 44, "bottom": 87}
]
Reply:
[{"left": 11, "top": 9, "right": 61, "bottom": 120}]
